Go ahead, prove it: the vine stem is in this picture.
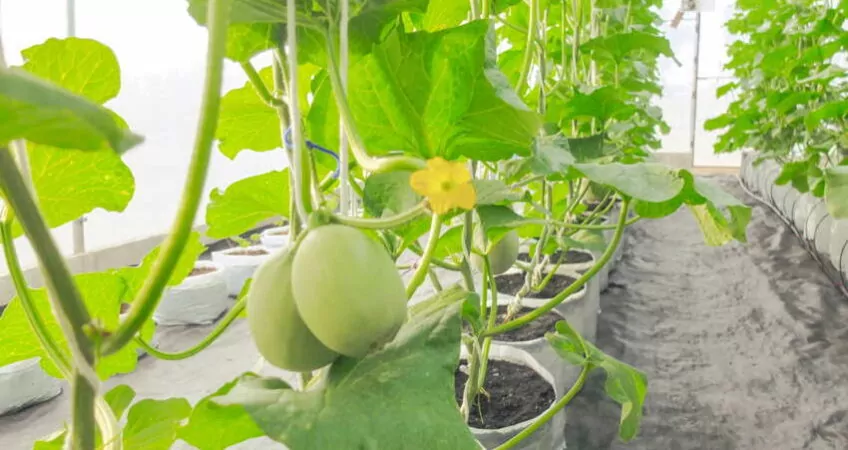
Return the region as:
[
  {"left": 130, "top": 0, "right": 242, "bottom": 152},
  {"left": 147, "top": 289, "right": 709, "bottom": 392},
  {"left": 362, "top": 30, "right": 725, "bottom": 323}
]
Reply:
[
  {"left": 494, "top": 362, "right": 591, "bottom": 450},
  {"left": 483, "top": 198, "right": 631, "bottom": 337},
  {"left": 330, "top": 202, "right": 428, "bottom": 229},
  {"left": 0, "top": 148, "right": 98, "bottom": 449},
  {"left": 284, "top": 0, "right": 312, "bottom": 225},
  {"left": 476, "top": 255, "right": 498, "bottom": 389},
  {"left": 406, "top": 214, "right": 442, "bottom": 299},
  {"left": 104, "top": 0, "right": 231, "bottom": 355},
  {"left": 240, "top": 61, "right": 282, "bottom": 107},
  {"left": 516, "top": 0, "right": 539, "bottom": 91},
  {"left": 134, "top": 297, "right": 245, "bottom": 360}
]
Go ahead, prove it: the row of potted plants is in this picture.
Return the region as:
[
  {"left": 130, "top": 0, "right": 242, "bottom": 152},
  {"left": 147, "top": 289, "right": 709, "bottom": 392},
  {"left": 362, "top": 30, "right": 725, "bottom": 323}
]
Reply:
[{"left": 0, "top": 1, "right": 754, "bottom": 449}]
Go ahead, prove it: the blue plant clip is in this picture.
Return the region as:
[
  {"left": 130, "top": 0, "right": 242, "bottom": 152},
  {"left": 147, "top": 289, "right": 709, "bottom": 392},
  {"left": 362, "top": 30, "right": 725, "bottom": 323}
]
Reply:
[{"left": 284, "top": 128, "right": 341, "bottom": 179}]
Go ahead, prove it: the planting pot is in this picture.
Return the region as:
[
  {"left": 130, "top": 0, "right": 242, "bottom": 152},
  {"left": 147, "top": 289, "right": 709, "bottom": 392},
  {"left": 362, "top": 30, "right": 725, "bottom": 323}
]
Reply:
[
  {"left": 792, "top": 193, "right": 818, "bottom": 236},
  {"left": 491, "top": 267, "right": 599, "bottom": 343},
  {"left": 759, "top": 164, "right": 781, "bottom": 199},
  {"left": 0, "top": 358, "right": 62, "bottom": 416},
  {"left": 740, "top": 151, "right": 756, "bottom": 189},
  {"left": 780, "top": 187, "right": 801, "bottom": 220},
  {"left": 211, "top": 245, "right": 272, "bottom": 296},
  {"left": 259, "top": 225, "right": 290, "bottom": 249},
  {"left": 803, "top": 198, "right": 829, "bottom": 242},
  {"left": 829, "top": 220, "right": 848, "bottom": 278},
  {"left": 517, "top": 244, "right": 604, "bottom": 297},
  {"left": 814, "top": 214, "right": 834, "bottom": 260},
  {"left": 769, "top": 183, "right": 792, "bottom": 212},
  {"left": 485, "top": 296, "right": 580, "bottom": 393},
  {"left": 459, "top": 345, "right": 566, "bottom": 450},
  {"left": 153, "top": 261, "right": 231, "bottom": 325}
]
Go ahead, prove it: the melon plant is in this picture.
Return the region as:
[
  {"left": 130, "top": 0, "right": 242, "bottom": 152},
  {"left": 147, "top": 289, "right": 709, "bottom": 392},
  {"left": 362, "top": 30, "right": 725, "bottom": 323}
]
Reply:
[{"left": 472, "top": 229, "right": 519, "bottom": 275}]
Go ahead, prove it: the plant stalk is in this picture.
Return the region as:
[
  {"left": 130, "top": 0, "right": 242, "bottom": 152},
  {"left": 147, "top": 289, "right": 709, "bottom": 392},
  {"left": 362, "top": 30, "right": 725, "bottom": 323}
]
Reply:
[
  {"left": 406, "top": 214, "right": 442, "bottom": 299},
  {"left": 104, "top": 0, "right": 231, "bottom": 355}
]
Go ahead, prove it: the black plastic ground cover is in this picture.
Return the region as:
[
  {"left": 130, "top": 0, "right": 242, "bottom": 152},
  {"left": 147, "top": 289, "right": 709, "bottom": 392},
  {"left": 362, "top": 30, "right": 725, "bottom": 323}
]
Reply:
[{"left": 567, "top": 175, "right": 848, "bottom": 450}]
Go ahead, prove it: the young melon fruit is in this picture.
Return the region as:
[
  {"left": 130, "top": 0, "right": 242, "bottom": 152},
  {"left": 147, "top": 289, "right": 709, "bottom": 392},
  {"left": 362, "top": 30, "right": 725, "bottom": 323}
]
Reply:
[
  {"left": 246, "top": 247, "right": 339, "bottom": 372},
  {"left": 291, "top": 225, "right": 407, "bottom": 358},
  {"left": 472, "top": 229, "right": 519, "bottom": 275}
]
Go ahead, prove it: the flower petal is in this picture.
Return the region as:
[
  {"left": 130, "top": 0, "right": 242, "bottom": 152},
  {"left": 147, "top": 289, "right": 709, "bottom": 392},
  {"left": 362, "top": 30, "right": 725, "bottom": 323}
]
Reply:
[
  {"left": 451, "top": 182, "right": 477, "bottom": 210},
  {"left": 410, "top": 169, "right": 437, "bottom": 196},
  {"left": 428, "top": 193, "right": 453, "bottom": 215},
  {"left": 446, "top": 161, "right": 472, "bottom": 185}
]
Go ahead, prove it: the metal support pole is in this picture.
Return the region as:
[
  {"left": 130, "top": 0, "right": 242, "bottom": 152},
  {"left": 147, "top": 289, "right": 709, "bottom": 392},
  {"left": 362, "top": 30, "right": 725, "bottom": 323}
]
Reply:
[
  {"left": 689, "top": 11, "right": 702, "bottom": 169},
  {"left": 67, "top": 0, "right": 85, "bottom": 254}
]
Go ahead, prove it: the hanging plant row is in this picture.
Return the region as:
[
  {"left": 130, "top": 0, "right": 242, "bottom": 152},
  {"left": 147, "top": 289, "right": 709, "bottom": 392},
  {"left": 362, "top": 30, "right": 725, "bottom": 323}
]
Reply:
[
  {"left": 0, "top": 0, "right": 751, "bottom": 448},
  {"left": 706, "top": 0, "right": 848, "bottom": 219}
]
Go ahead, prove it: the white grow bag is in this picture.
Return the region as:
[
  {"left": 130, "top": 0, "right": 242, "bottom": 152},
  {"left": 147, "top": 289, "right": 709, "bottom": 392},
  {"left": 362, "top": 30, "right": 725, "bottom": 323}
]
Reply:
[
  {"left": 211, "top": 245, "right": 272, "bottom": 296},
  {"left": 260, "top": 226, "right": 290, "bottom": 249},
  {"left": 829, "top": 220, "right": 848, "bottom": 280},
  {"left": 0, "top": 358, "right": 61, "bottom": 416},
  {"left": 153, "top": 261, "right": 231, "bottom": 325},
  {"left": 462, "top": 345, "right": 567, "bottom": 450}
]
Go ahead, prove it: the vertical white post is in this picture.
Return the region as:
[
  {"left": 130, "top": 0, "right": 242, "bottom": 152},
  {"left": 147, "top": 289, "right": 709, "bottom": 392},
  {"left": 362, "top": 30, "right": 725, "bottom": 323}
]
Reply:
[
  {"left": 689, "top": 11, "right": 702, "bottom": 169},
  {"left": 67, "top": 0, "right": 85, "bottom": 254},
  {"left": 338, "top": 0, "right": 351, "bottom": 215}
]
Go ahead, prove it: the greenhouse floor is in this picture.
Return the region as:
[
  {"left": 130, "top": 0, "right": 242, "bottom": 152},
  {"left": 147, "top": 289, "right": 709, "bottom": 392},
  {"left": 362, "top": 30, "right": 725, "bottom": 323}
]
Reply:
[
  {"left": 3, "top": 175, "right": 848, "bottom": 449},
  {"left": 567, "top": 176, "right": 848, "bottom": 450}
]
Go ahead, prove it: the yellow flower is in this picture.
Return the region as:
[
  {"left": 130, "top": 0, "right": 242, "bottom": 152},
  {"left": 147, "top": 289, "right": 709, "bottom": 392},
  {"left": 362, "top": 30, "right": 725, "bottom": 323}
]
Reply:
[{"left": 410, "top": 157, "right": 477, "bottom": 215}]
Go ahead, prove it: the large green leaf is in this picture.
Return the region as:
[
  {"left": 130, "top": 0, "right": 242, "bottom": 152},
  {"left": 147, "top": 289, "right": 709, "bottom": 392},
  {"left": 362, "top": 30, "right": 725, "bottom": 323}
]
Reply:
[
  {"left": 205, "top": 170, "right": 290, "bottom": 239},
  {"left": 572, "top": 163, "right": 685, "bottom": 203},
  {"left": 216, "top": 66, "right": 280, "bottom": 159},
  {"left": 214, "top": 291, "right": 477, "bottom": 450},
  {"left": 21, "top": 38, "right": 120, "bottom": 104},
  {"left": 0, "top": 272, "right": 149, "bottom": 379},
  {"left": 0, "top": 69, "right": 141, "bottom": 152},
  {"left": 124, "top": 398, "right": 193, "bottom": 450},
  {"left": 421, "top": 0, "right": 470, "bottom": 31},
  {"left": 582, "top": 31, "right": 678, "bottom": 65},
  {"left": 686, "top": 177, "right": 751, "bottom": 245},
  {"left": 547, "top": 320, "right": 647, "bottom": 442},
  {"left": 555, "top": 86, "right": 635, "bottom": 125},
  {"left": 825, "top": 166, "right": 848, "bottom": 218},
  {"left": 178, "top": 378, "right": 264, "bottom": 450},
  {"left": 362, "top": 170, "right": 421, "bottom": 217},
  {"left": 10, "top": 144, "right": 135, "bottom": 237},
  {"left": 118, "top": 231, "right": 207, "bottom": 294},
  {"left": 225, "top": 23, "right": 281, "bottom": 62},
  {"left": 343, "top": 20, "right": 539, "bottom": 161},
  {"left": 567, "top": 133, "right": 607, "bottom": 162}
]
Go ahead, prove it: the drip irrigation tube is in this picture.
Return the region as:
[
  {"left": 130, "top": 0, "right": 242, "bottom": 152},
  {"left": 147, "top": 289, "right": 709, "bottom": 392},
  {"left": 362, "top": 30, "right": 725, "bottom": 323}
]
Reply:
[{"left": 284, "top": 128, "right": 341, "bottom": 179}]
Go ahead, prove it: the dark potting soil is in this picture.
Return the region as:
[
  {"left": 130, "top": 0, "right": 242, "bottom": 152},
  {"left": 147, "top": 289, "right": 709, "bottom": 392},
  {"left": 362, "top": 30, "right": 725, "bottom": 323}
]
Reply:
[
  {"left": 495, "top": 272, "right": 580, "bottom": 299},
  {"left": 492, "top": 306, "right": 561, "bottom": 342},
  {"left": 120, "top": 303, "right": 130, "bottom": 314},
  {"left": 189, "top": 266, "right": 217, "bottom": 276},
  {"left": 455, "top": 360, "right": 555, "bottom": 429},
  {"left": 517, "top": 249, "right": 593, "bottom": 265},
  {"left": 227, "top": 248, "right": 269, "bottom": 256}
]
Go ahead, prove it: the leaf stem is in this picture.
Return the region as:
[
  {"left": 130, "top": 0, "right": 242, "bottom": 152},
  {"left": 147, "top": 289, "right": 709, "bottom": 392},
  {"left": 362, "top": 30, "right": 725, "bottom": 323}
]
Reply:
[
  {"left": 134, "top": 297, "right": 245, "bottom": 360},
  {"left": 330, "top": 202, "right": 428, "bottom": 229},
  {"left": 240, "top": 61, "right": 282, "bottom": 107},
  {"left": 104, "top": 0, "right": 231, "bottom": 355},
  {"left": 516, "top": 0, "right": 539, "bottom": 91},
  {"left": 483, "top": 198, "right": 630, "bottom": 337},
  {"left": 406, "top": 214, "right": 442, "bottom": 299}
]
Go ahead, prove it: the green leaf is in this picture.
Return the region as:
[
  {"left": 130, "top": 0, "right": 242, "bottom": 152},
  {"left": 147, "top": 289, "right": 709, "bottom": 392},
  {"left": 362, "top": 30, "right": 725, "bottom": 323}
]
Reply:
[
  {"left": 225, "top": 23, "right": 281, "bottom": 62},
  {"left": 825, "top": 166, "right": 848, "bottom": 218},
  {"left": 432, "top": 225, "right": 465, "bottom": 260},
  {"left": 476, "top": 204, "right": 526, "bottom": 245},
  {"left": 105, "top": 385, "right": 137, "bottom": 420},
  {"left": 560, "top": 229, "right": 607, "bottom": 253},
  {"left": 216, "top": 67, "right": 280, "bottom": 158},
  {"left": 422, "top": 0, "right": 470, "bottom": 31},
  {"left": 582, "top": 31, "right": 678, "bottom": 65},
  {"left": 572, "top": 163, "right": 685, "bottom": 203},
  {"left": 0, "top": 69, "right": 141, "bottom": 152},
  {"left": 0, "top": 272, "right": 146, "bottom": 379},
  {"left": 473, "top": 179, "right": 521, "bottom": 205},
  {"left": 205, "top": 170, "right": 290, "bottom": 239},
  {"left": 805, "top": 99, "right": 848, "bottom": 129},
  {"left": 530, "top": 135, "right": 576, "bottom": 175},
  {"left": 363, "top": 171, "right": 422, "bottom": 217},
  {"left": 178, "top": 378, "right": 264, "bottom": 450},
  {"left": 10, "top": 144, "right": 135, "bottom": 238},
  {"left": 547, "top": 321, "right": 647, "bottom": 442},
  {"left": 187, "top": 0, "right": 290, "bottom": 23},
  {"left": 124, "top": 398, "right": 192, "bottom": 450},
  {"left": 567, "top": 133, "right": 607, "bottom": 162},
  {"left": 345, "top": 21, "right": 540, "bottom": 161},
  {"left": 556, "top": 86, "right": 635, "bottom": 124},
  {"left": 215, "top": 294, "right": 477, "bottom": 450},
  {"left": 21, "top": 38, "right": 120, "bottom": 104},
  {"left": 686, "top": 176, "right": 751, "bottom": 245}
]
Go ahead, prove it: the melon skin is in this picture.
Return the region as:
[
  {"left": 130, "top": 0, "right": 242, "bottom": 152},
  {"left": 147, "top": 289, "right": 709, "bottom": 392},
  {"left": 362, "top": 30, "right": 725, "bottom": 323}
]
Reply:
[
  {"left": 291, "top": 225, "right": 407, "bottom": 358},
  {"left": 246, "top": 247, "right": 339, "bottom": 372},
  {"left": 472, "top": 229, "right": 519, "bottom": 275}
]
